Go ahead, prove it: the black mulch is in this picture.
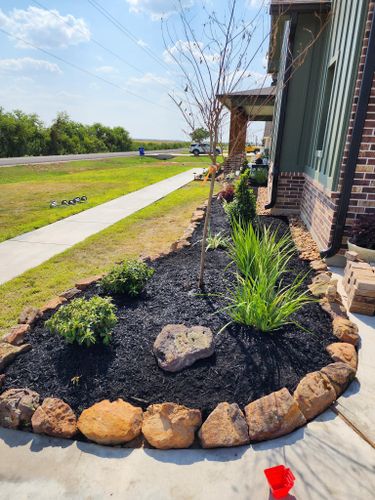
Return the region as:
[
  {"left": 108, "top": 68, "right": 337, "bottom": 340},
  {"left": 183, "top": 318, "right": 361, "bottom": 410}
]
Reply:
[{"left": 3, "top": 200, "right": 337, "bottom": 417}]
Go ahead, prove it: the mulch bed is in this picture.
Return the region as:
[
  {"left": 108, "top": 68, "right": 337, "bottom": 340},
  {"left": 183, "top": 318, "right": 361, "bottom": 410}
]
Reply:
[{"left": 3, "top": 200, "right": 337, "bottom": 418}]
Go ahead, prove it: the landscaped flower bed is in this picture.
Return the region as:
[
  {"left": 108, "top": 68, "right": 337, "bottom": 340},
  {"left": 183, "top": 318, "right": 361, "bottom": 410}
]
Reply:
[{"left": 0, "top": 190, "right": 360, "bottom": 449}]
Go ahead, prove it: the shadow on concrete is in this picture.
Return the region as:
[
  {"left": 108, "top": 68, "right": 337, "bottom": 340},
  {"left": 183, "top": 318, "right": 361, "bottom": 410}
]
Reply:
[{"left": 144, "top": 443, "right": 248, "bottom": 465}]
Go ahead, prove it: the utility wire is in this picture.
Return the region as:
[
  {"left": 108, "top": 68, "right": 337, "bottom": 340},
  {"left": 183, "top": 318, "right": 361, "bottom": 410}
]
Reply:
[
  {"left": 0, "top": 27, "right": 171, "bottom": 111},
  {"left": 87, "top": 0, "right": 171, "bottom": 72},
  {"left": 31, "top": 0, "right": 174, "bottom": 93}
]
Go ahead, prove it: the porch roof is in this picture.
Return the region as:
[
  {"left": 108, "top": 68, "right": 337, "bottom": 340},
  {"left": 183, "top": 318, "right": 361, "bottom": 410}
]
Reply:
[
  {"left": 217, "top": 86, "right": 276, "bottom": 121},
  {"left": 270, "top": 0, "right": 331, "bottom": 14}
]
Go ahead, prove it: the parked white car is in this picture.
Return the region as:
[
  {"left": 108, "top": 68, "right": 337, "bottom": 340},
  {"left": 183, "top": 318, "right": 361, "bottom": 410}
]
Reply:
[{"left": 189, "top": 143, "right": 222, "bottom": 156}]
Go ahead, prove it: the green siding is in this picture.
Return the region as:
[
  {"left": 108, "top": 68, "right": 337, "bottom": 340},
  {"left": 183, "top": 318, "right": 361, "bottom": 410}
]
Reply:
[{"left": 278, "top": 0, "right": 368, "bottom": 190}]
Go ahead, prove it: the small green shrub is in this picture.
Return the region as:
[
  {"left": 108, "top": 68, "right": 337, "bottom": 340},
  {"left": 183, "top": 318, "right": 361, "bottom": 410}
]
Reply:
[
  {"left": 224, "top": 170, "right": 256, "bottom": 227},
  {"left": 101, "top": 259, "right": 154, "bottom": 296},
  {"left": 206, "top": 231, "right": 229, "bottom": 251},
  {"left": 251, "top": 168, "right": 268, "bottom": 186},
  {"left": 46, "top": 296, "right": 117, "bottom": 346}
]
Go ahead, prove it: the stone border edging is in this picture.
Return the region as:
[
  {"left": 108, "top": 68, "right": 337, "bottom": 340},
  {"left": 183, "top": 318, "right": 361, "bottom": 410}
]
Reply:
[{"left": 0, "top": 207, "right": 360, "bottom": 449}]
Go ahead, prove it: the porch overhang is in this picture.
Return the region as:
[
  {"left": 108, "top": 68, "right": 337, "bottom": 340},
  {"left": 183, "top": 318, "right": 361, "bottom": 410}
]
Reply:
[{"left": 217, "top": 86, "right": 276, "bottom": 121}]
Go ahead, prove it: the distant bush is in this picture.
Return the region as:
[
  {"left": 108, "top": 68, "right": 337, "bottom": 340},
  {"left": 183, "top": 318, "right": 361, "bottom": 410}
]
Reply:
[
  {"left": 131, "top": 140, "right": 188, "bottom": 151},
  {"left": 217, "top": 184, "right": 235, "bottom": 202},
  {"left": 101, "top": 259, "right": 154, "bottom": 296},
  {"left": 46, "top": 296, "right": 117, "bottom": 347},
  {"left": 250, "top": 168, "right": 268, "bottom": 186}
]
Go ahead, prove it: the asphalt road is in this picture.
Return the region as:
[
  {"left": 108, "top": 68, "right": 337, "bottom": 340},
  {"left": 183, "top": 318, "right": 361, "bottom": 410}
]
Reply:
[{"left": 0, "top": 149, "right": 188, "bottom": 167}]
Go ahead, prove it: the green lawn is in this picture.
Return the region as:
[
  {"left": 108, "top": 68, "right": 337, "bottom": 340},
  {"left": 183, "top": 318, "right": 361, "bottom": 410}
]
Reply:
[
  {"left": 0, "top": 155, "right": 208, "bottom": 242},
  {"left": 0, "top": 181, "right": 214, "bottom": 336}
]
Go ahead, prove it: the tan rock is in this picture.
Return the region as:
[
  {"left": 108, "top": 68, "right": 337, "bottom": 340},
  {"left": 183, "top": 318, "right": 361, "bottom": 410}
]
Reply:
[
  {"left": 0, "top": 343, "right": 31, "bottom": 371},
  {"left": 59, "top": 288, "right": 82, "bottom": 300},
  {"left": 142, "top": 402, "right": 201, "bottom": 449},
  {"left": 2, "top": 324, "right": 30, "bottom": 346},
  {"left": 75, "top": 275, "right": 102, "bottom": 290},
  {"left": 153, "top": 324, "right": 214, "bottom": 372},
  {"left": 0, "top": 388, "right": 40, "bottom": 429},
  {"left": 32, "top": 397, "right": 77, "bottom": 438},
  {"left": 325, "top": 280, "right": 338, "bottom": 301},
  {"left": 320, "top": 362, "right": 356, "bottom": 397},
  {"left": 332, "top": 317, "right": 360, "bottom": 345},
  {"left": 18, "top": 306, "right": 41, "bottom": 325},
  {"left": 310, "top": 260, "right": 328, "bottom": 273},
  {"left": 199, "top": 402, "right": 249, "bottom": 448},
  {"left": 40, "top": 296, "right": 67, "bottom": 314},
  {"left": 293, "top": 371, "right": 336, "bottom": 420},
  {"left": 244, "top": 388, "right": 306, "bottom": 442},
  {"left": 326, "top": 343, "right": 358, "bottom": 370},
  {"left": 77, "top": 399, "right": 143, "bottom": 445},
  {"left": 308, "top": 273, "right": 332, "bottom": 296},
  {"left": 319, "top": 297, "right": 348, "bottom": 320}
]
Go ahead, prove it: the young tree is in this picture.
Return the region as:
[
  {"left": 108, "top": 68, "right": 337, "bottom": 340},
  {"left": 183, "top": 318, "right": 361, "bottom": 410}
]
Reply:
[
  {"left": 190, "top": 127, "right": 209, "bottom": 143},
  {"left": 163, "top": 0, "right": 269, "bottom": 288}
]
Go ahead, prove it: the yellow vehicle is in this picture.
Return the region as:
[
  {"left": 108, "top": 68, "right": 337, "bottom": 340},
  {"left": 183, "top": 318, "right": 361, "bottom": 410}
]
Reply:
[{"left": 245, "top": 144, "right": 261, "bottom": 154}]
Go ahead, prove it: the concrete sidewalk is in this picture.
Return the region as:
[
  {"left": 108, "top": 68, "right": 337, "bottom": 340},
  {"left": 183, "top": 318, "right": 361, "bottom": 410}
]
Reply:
[{"left": 0, "top": 169, "right": 201, "bottom": 285}]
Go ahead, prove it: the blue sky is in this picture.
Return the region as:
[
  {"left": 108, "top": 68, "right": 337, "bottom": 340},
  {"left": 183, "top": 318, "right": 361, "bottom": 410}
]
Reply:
[{"left": 0, "top": 0, "right": 270, "bottom": 140}]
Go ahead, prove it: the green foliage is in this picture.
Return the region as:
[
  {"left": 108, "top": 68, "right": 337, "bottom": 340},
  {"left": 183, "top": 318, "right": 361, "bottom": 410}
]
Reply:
[
  {"left": 190, "top": 127, "right": 210, "bottom": 143},
  {"left": 222, "top": 222, "right": 313, "bottom": 332},
  {"left": 251, "top": 168, "right": 268, "bottom": 186},
  {"left": 46, "top": 296, "right": 117, "bottom": 347},
  {"left": 131, "top": 140, "right": 188, "bottom": 151},
  {"left": 223, "top": 171, "right": 256, "bottom": 227},
  {"left": 100, "top": 259, "right": 154, "bottom": 296},
  {"left": 0, "top": 108, "right": 132, "bottom": 157},
  {"left": 206, "top": 231, "right": 229, "bottom": 251}
]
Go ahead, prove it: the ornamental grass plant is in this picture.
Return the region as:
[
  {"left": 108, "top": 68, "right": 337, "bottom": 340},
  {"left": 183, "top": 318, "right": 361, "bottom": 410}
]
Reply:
[{"left": 223, "top": 221, "right": 313, "bottom": 332}]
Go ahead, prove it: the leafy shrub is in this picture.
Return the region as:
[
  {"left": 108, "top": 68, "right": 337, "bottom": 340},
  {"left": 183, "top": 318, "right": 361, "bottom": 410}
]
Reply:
[
  {"left": 250, "top": 168, "right": 268, "bottom": 186},
  {"left": 222, "top": 222, "right": 312, "bottom": 332},
  {"left": 101, "top": 259, "right": 154, "bottom": 296},
  {"left": 217, "top": 184, "right": 235, "bottom": 202},
  {"left": 46, "top": 296, "right": 117, "bottom": 346},
  {"left": 224, "top": 171, "right": 256, "bottom": 227},
  {"left": 351, "top": 214, "right": 375, "bottom": 250},
  {"left": 206, "top": 231, "right": 229, "bottom": 251}
]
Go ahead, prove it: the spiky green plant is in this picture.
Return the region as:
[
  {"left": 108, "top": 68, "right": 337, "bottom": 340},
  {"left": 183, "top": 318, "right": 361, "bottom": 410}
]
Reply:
[
  {"left": 205, "top": 231, "right": 229, "bottom": 251},
  {"left": 221, "top": 221, "right": 313, "bottom": 332}
]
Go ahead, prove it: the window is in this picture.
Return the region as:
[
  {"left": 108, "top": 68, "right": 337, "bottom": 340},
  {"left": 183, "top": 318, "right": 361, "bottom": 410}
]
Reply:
[{"left": 317, "top": 62, "right": 335, "bottom": 151}]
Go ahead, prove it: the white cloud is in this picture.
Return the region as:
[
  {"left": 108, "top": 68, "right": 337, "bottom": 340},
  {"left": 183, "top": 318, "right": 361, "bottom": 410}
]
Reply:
[
  {"left": 128, "top": 72, "right": 172, "bottom": 86},
  {"left": 163, "top": 40, "right": 219, "bottom": 65},
  {"left": 0, "top": 6, "right": 90, "bottom": 49},
  {"left": 246, "top": 0, "right": 269, "bottom": 8},
  {"left": 0, "top": 57, "right": 62, "bottom": 74},
  {"left": 126, "top": 0, "right": 194, "bottom": 21},
  {"left": 137, "top": 38, "right": 149, "bottom": 48},
  {"left": 95, "top": 65, "right": 119, "bottom": 74}
]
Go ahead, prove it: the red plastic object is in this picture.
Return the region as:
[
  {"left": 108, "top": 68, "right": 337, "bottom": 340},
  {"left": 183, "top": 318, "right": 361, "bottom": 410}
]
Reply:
[{"left": 264, "top": 465, "right": 295, "bottom": 498}]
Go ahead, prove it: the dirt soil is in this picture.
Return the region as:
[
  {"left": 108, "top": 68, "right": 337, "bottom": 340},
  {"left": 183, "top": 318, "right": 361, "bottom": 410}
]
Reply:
[{"left": 4, "top": 200, "right": 337, "bottom": 417}]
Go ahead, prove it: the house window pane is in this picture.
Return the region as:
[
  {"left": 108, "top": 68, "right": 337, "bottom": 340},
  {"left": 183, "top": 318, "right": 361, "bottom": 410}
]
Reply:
[{"left": 317, "top": 62, "right": 335, "bottom": 151}]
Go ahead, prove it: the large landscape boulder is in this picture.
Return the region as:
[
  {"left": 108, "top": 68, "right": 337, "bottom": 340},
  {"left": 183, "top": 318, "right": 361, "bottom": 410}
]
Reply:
[
  {"left": 332, "top": 317, "right": 359, "bottom": 345},
  {"left": 77, "top": 399, "right": 143, "bottom": 445},
  {"left": 199, "top": 402, "right": 249, "bottom": 448},
  {"left": 32, "top": 397, "right": 77, "bottom": 439},
  {"left": 0, "top": 342, "right": 31, "bottom": 371},
  {"left": 293, "top": 371, "right": 336, "bottom": 420},
  {"left": 320, "top": 362, "right": 356, "bottom": 397},
  {"left": 326, "top": 343, "right": 358, "bottom": 370},
  {"left": 244, "top": 388, "right": 306, "bottom": 442},
  {"left": 0, "top": 388, "right": 40, "bottom": 429},
  {"left": 153, "top": 324, "right": 214, "bottom": 372},
  {"left": 142, "top": 402, "right": 201, "bottom": 449}
]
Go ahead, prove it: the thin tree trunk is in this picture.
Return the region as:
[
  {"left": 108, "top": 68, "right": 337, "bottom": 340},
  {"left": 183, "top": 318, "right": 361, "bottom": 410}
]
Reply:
[{"left": 198, "top": 170, "right": 217, "bottom": 289}]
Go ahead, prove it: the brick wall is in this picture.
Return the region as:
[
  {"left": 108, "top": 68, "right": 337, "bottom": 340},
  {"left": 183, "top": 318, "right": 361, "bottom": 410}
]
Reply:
[{"left": 269, "top": 1, "right": 375, "bottom": 253}]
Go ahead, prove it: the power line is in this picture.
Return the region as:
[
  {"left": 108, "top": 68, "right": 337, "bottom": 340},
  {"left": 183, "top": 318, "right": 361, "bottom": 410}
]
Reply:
[
  {"left": 87, "top": 0, "right": 171, "bottom": 72},
  {"left": 0, "top": 27, "right": 171, "bottom": 111},
  {"left": 32, "top": 0, "right": 143, "bottom": 75}
]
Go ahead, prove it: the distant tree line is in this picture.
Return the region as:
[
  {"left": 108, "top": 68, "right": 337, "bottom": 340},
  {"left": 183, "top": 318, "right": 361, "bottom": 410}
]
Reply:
[{"left": 0, "top": 108, "right": 187, "bottom": 157}]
